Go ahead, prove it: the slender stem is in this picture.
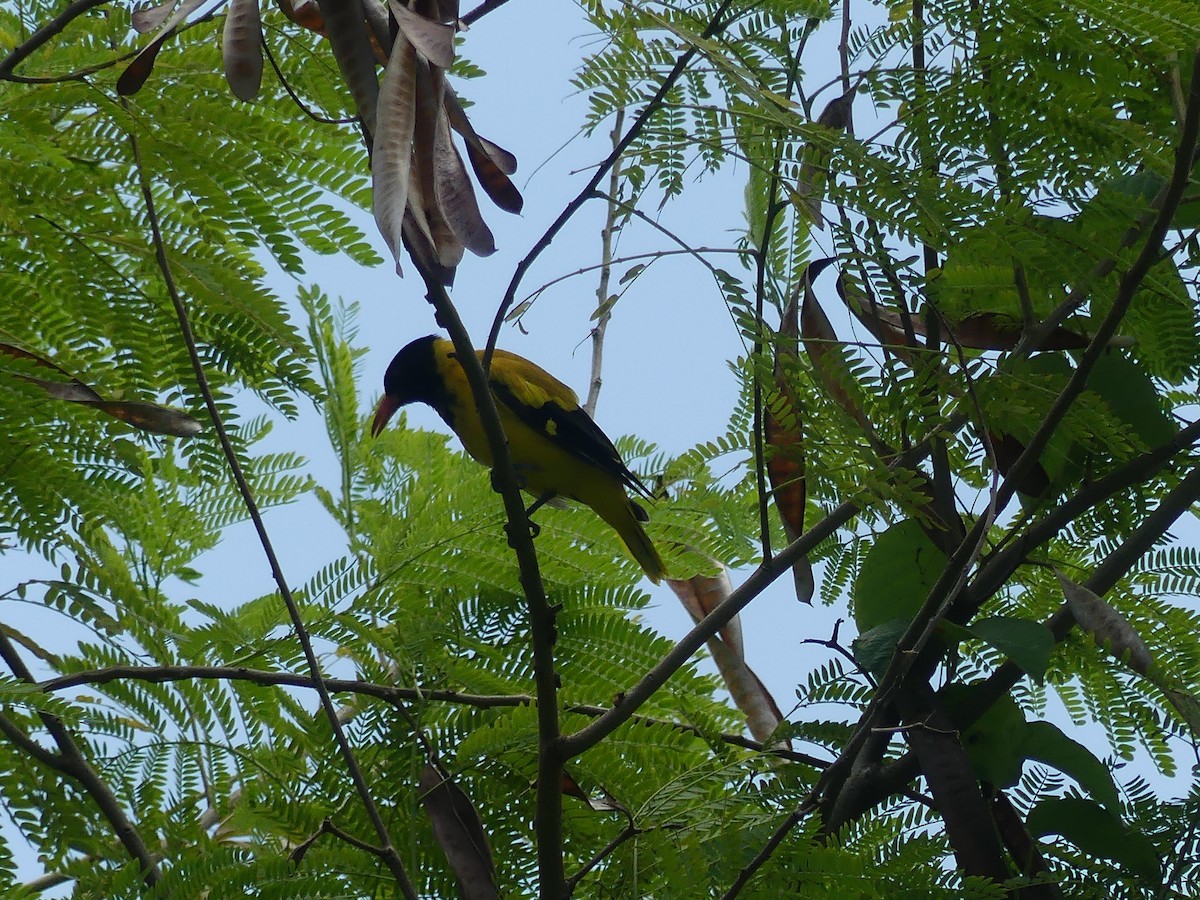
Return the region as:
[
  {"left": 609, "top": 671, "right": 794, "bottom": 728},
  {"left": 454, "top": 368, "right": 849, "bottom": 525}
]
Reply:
[
  {"left": 484, "top": 0, "right": 740, "bottom": 363},
  {"left": 721, "top": 800, "right": 818, "bottom": 898},
  {"left": 586, "top": 108, "right": 626, "bottom": 417},
  {"left": 125, "top": 122, "right": 417, "bottom": 898},
  {"left": 0, "top": 634, "right": 160, "bottom": 885},
  {"left": 565, "top": 823, "right": 639, "bottom": 894},
  {"left": 416, "top": 274, "right": 565, "bottom": 897},
  {"left": 41, "top": 663, "right": 832, "bottom": 766}
]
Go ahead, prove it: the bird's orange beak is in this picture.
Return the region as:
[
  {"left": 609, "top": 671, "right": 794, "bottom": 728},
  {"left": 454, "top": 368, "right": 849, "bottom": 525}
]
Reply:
[{"left": 371, "top": 395, "right": 401, "bottom": 438}]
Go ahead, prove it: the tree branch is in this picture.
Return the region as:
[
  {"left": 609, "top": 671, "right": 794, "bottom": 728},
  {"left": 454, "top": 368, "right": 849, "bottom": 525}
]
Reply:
[
  {"left": 125, "top": 122, "right": 417, "bottom": 898},
  {"left": 825, "top": 432, "right": 1200, "bottom": 832},
  {"left": 585, "top": 108, "right": 626, "bottom": 417},
  {"left": 484, "top": 0, "right": 741, "bottom": 362},
  {"left": 41, "top": 664, "right": 833, "bottom": 768},
  {"left": 0, "top": 0, "right": 109, "bottom": 80},
  {"left": 414, "top": 272, "right": 564, "bottom": 897},
  {"left": 0, "top": 633, "right": 160, "bottom": 884}
]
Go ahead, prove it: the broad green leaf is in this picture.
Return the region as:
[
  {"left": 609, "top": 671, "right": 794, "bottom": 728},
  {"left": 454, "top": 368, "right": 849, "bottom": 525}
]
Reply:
[
  {"left": 1027, "top": 797, "right": 1161, "bottom": 882},
  {"left": 964, "top": 616, "right": 1054, "bottom": 682},
  {"left": 943, "top": 685, "right": 1027, "bottom": 788},
  {"left": 1022, "top": 721, "right": 1119, "bottom": 812},
  {"left": 852, "top": 519, "right": 948, "bottom": 632},
  {"left": 1086, "top": 351, "right": 1176, "bottom": 448},
  {"left": 851, "top": 617, "right": 909, "bottom": 677}
]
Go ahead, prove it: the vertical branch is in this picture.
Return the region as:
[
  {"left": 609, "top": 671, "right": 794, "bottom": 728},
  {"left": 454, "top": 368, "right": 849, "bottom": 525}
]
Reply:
[
  {"left": 417, "top": 275, "right": 566, "bottom": 897},
  {"left": 124, "top": 125, "right": 418, "bottom": 899},
  {"left": 911, "top": 0, "right": 958, "bottom": 547},
  {"left": 585, "top": 108, "right": 626, "bottom": 418},
  {"left": 751, "top": 18, "right": 809, "bottom": 563}
]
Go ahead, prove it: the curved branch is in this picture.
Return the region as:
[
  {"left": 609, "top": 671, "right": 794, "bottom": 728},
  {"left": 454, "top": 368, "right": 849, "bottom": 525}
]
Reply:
[
  {"left": 0, "top": 634, "right": 160, "bottom": 884},
  {"left": 483, "top": 0, "right": 741, "bottom": 362},
  {"left": 0, "top": 0, "right": 110, "bottom": 80},
  {"left": 125, "top": 120, "right": 418, "bottom": 898}
]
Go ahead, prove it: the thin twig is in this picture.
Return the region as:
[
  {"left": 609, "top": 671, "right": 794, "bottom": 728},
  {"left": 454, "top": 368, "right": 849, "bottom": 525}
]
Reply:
[
  {"left": 721, "top": 799, "right": 819, "bottom": 898},
  {"left": 41, "top": 662, "right": 833, "bottom": 766},
  {"left": 124, "top": 122, "right": 418, "bottom": 898},
  {"left": 460, "top": 0, "right": 510, "bottom": 27},
  {"left": 586, "top": 108, "right": 626, "bottom": 417},
  {"left": 262, "top": 26, "right": 356, "bottom": 125},
  {"left": 564, "top": 821, "right": 690, "bottom": 895},
  {"left": 291, "top": 816, "right": 388, "bottom": 866},
  {"left": 512, "top": 246, "right": 748, "bottom": 324},
  {"left": 0, "top": 634, "right": 161, "bottom": 884},
  {"left": 484, "top": 0, "right": 741, "bottom": 364}
]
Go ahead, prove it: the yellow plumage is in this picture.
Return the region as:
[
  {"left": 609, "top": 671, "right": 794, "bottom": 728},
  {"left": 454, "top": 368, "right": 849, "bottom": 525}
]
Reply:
[{"left": 372, "top": 336, "right": 667, "bottom": 583}]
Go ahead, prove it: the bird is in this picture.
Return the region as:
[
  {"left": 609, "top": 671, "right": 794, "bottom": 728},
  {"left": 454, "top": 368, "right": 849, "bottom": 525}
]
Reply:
[{"left": 371, "top": 335, "right": 667, "bottom": 583}]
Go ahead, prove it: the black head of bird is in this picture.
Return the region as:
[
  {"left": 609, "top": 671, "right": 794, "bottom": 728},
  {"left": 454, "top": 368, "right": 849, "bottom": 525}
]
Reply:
[
  {"left": 371, "top": 334, "right": 444, "bottom": 437},
  {"left": 370, "top": 334, "right": 668, "bottom": 583}
]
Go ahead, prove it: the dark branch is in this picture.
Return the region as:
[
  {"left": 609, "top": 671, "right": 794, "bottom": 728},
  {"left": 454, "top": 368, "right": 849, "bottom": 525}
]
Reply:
[
  {"left": 125, "top": 121, "right": 418, "bottom": 899},
  {"left": 0, "top": 0, "right": 109, "bottom": 80}
]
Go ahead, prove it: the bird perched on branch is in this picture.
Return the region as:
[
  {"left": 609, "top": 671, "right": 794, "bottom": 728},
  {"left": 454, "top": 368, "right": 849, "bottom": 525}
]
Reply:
[{"left": 371, "top": 335, "right": 667, "bottom": 583}]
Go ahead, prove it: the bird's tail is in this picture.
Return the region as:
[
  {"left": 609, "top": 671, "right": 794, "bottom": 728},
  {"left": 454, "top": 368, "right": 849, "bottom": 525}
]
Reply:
[{"left": 596, "top": 495, "right": 667, "bottom": 584}]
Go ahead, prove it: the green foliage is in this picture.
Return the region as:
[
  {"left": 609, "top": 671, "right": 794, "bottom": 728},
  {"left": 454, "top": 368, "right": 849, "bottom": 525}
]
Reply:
[{"left": 3, "top": 0, "right": 1200, "bottom": 895}]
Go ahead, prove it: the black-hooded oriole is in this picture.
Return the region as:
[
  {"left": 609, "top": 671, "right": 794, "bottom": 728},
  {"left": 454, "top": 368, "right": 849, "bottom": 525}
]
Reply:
[{"left": 371, "top": 335, "right": 667, "bottom": 583}]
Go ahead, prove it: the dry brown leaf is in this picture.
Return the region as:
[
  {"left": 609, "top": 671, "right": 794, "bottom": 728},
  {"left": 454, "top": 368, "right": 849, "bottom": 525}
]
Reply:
[
  {"left": 948, "top": 314, "right": 1089, "bottom": 351},
  {"left": 836, "top": 275, "right": 919, "bottom": 363},
  {"left": 667, "top": 567, "right": 787, "bottom": 743},
  {"left": 989, "top": 431, "right": 1051, "bottom": 497},
  {"left": 802, "top": 276, "right": 871, "bottom": 431},
  {"left": 432, "top": 112, "right": 496, "bottom": 256},
  {"left": 275, "top": 0, "right": 325, "bottom": 35},
  {"left": 561, "top": 770, "right": 628, "bottom": 815},
  {"left": 131, "top": 0, "right": 188, "bottom": 34},
  {"left": 372, "top": 31, "right": 418, "bottom": 270},
  {"left": 88, "top": 400, "right": 203, "bottom": 437},
  {"left": 411, "top": 56, "right": 444, "bottom": 240},
  {"left": 315, "top": 0, "right": 381, "bottom": 138},
  {"left": 1056, "top": 570, "right": 1154, "bottom": 675},
  {"left": 444, "top": 85, "right": 523, "bottom": 213},
  {"left": 360, "top": 0, "right": 390, "bottom": 64},
  {"left": 419, "top": 763, "right": 497, "bottom": 900},
  {"left": 767, "top": 288, "right": 812, "bottom": 602},
  {"left": 119, "top": 0, "right": 207, "bottom": 94},
  {"left": 1, "top": 343, "right": 201, "bottom": 437},
  {"left": 388, "top": 0, "right": 456, "bottom": 68},
  {"left": 668, "top": 566, "right": 742, "bottom": 656}
]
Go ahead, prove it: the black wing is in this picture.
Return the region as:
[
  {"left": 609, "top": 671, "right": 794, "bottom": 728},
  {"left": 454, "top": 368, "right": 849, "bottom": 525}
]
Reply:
[{"left": 489, "top": 378, "right": 653, "bottom": 500}]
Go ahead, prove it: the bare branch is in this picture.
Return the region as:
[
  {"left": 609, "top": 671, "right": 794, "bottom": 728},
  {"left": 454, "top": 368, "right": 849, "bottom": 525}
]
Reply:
[
  {"left": 0, "top": 0, "right": 110, "bottom": 80},
  {"left": 124, "top": 118, "right": 418, "bottom": 898},
  {"left": 585, "top": 108, "right": 626, "bottom": 417},
  {"left": 484, "top": 0, "right": 741, "bottom": 362}
]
